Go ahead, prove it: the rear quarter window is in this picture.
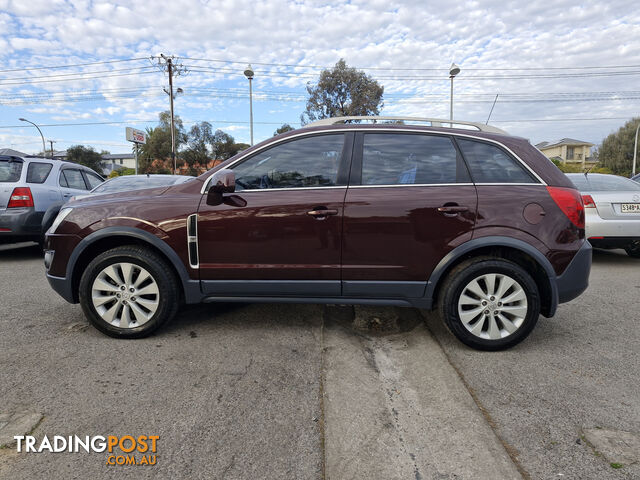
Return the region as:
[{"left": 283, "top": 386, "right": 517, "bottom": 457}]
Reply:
[
  {"left": 26, "top": 162, "right": 53, "bottom": 184},
  {"left": 0, "top": 160, "right": 23, "bottom": 182},
  {"left": 458, "top": 139, "right": 537, "bottom": 184}
]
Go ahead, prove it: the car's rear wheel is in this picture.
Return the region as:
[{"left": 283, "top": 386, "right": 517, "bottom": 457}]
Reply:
[
  {"left": 624, "top": 240, "right": 640, "bottom": 258},
  {"left": 79, "top": 246, "right": 179, "bottom": 338},
  {"left": 439, "top": 257, "right": 540, "bottom": 350}
]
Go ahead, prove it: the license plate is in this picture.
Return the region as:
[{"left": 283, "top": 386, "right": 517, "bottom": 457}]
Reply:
[{"left": 621, "top": 203, "right": 640, "bottom": 213}]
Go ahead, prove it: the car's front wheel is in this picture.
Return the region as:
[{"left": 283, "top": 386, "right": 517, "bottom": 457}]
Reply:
[
  {"left": 79, "top": 246, "right": 180, "bottom": 338},
  {"left": 439, "top": 257, "right": 540, "bottom": 351}
]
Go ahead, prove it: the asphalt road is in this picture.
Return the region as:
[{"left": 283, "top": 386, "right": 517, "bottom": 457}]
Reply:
[
  {"left": 0, "top": 243, "right": 638, "bottom": 479},
  {"left": 425, "top": 248, "right": 640, "bottom": 480}
]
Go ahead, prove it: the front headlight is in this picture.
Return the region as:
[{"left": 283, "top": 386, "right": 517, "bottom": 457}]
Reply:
[{"left": 48, "top": 208, "right": 73, "bottom": 234}]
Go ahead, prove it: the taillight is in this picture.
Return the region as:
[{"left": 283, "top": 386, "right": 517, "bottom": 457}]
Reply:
[
  {"left": 582, "top": 194, "right": 596, "bottom": 208},
  {"left": 546, "top": 186, "right": 584, "bottom": 229},
  {"left": 7, "top": 187, "right": 34, "bottom": 208}
]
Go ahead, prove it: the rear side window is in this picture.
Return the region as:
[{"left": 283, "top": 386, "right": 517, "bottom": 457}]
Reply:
[
  {"left": 26, "top": 162, "right": 53, "bottom": 184},
  {"left": 0, "top": 159, "right": 23, "bottom": 182},
  {"left": 361, "top": 133, "right": 470, "bottom": 185},
  {"left": 61, "top": 169, "right": 88, "bottom": 190},
  {"left": 458, "top": 139, "right": 537, "bottom": 184}
]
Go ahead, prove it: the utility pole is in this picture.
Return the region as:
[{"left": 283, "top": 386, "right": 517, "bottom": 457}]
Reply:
[
  {"left": 48, "top": 140, "right": 56, "bottom": 159},
  {"left": 152, "top": 54, "right": 186, "bottom": 174}
]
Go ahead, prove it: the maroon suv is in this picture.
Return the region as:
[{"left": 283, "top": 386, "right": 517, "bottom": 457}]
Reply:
[{"left": 44, "top": 117, "right": 591, "bottom": 350}]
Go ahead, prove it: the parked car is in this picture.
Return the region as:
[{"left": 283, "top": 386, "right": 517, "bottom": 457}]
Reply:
[
  {"left": 0, "top": 155, "right": 103, "bottom": 245},
  {"left": 565, "top": 173, "right": 640, "bottom": 257},
  {"left": 631, "top": 173, "right": 640, "bottom": 183},
  {"left": 44, "top": 117, "right": 592, "bottom": 350},
  {"left": 41, "top": 174, "right": 193, "bottom": 234}
]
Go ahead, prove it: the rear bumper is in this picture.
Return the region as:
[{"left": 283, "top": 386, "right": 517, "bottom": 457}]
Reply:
[
  {"left": 585, "top": 212, "right": 640, "bottom": 238},
  {"left": 556, "top": 241, "right": 592, "bottom": 304},
  {"left": 0, "top": 207, "right": 43, "bottom": 241}
]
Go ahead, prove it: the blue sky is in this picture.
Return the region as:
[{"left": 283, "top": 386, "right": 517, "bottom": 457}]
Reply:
[{"left": 1, "top": 0, "right": 639, "bottom": 156}]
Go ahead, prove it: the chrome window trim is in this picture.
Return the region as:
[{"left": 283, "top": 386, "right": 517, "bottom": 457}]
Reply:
[{"left": 200, "top": 127, "right": 546, "bottom": 194}]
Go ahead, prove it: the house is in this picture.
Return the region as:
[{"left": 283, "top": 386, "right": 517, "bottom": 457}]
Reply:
[
  {"left": 535, "top": 138, "right": 596, "bottom": 169},
  {"left": 101, "top": 153, "right": 136, "bottom": 174},
  {"left": 0, "top": 148, "right": 28, "bottom": 157}
]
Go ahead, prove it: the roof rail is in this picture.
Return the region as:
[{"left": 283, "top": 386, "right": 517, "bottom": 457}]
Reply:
[{"left": 307, "top": 116, "right": 508, "bottom": 135}]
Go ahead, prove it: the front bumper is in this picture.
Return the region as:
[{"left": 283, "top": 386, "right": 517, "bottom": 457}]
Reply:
[
  {"left": 46, "top": 272, "right": 77, "bottom": 304},
  {"left": 555, "top": 241, "right": 592, "bottom": 304}
]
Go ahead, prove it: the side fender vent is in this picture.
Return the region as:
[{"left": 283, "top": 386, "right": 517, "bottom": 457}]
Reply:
[{"left": 187, "top": 214, "right": 199, "bottom": 268}]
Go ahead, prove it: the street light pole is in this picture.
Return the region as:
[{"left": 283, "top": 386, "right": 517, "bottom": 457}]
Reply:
[
  {"left": 19, "top": 118, "right": 46, "bottom": 157},
  {"left": 633, "top": 121, "right": 639, "bottom": 177},
  {"left": 244, "top": 65, "right": 254, "bottom": 146},
  {"left": 449, "top": 63, "right": 460, "bottom": 122}
]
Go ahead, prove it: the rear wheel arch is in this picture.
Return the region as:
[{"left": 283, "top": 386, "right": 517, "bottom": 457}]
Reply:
[{"left": 427, "top": 237, "right": 557, "bottom": 318}]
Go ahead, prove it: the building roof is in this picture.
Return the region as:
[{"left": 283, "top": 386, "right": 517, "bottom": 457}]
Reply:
[
  {"left": 102, "top": 153, "right": 135, "bottom": 160},
  {"left": 0, "top": 148, "right": 28, "bottom": 157},
  {"left": 537, "top": 138, "right": 594, "bottom": 149}
]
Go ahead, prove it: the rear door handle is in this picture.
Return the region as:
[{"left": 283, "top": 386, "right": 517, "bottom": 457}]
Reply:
[{"left": 307, "top": 209, "right": 338, "bottom": 218}]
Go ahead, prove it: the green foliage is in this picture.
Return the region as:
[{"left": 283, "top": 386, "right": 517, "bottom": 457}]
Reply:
[
  {"left": 211, "top": 129, "right": 246, "bottom": 160},
  {"left": 66, "top": 145, "right": 104, "bottom": 173},
  {"left": 274, "top": 124, "right": 295, "bottom": 136},
  {"left": 551, "top": 158, "right": 583, "bottom": 173},
  {"left": 138, "top": 111, "right": 187, "bottom": 173},
  {"left": 589, "top": 164, "right": 614, "bottom": 174},
  {"left": 301, "top": 59, "right": 384, "bottom": 124},
  {"left": 108, "top": 168, "right": 135, "bottom": 178},
  {"left": 598, "top": 117, "right": 640, "bottom": 176},
  {"left": 183, "top": 121, "right": 213, "bottom": 176}
]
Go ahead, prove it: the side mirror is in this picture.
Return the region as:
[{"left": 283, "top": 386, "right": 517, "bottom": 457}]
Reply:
[{"left": 206, "top": 169, "right": 235, "bottom": 206}]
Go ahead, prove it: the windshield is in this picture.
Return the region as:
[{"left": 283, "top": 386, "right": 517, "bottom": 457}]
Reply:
[
  {"left": 568, "top": 174, "right": 640, "bottom": 192},
  {"left": 0, "top": 159, "right": 23, "bottom": 182},
  {"left": 90, "top": 176, "right": 187, "bottom": 194}
]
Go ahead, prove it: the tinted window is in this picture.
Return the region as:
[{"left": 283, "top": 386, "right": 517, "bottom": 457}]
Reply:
[
  {"left": 62, "top": 169, "right": 88, "bottom": 190},
  {"left": 232, "top": 134, "right": 344, "bottom": 190},
  {"left": 84, "top": 171, "right": 104, "bottom": 189},
  {"left": 0, "top": 159, "right": 23, "bottom": 182},
  {"left": 458, "top": 139, "right": 537, "bottom": 184},
  {"left": 565, "top": 174, "right": 590, "bottom": 190},
  {"left": 361, "top": 134, "right": 469, "bottom": 185},
  {"left": 26, "top": 162, "right": 53, "bottom": 184}
]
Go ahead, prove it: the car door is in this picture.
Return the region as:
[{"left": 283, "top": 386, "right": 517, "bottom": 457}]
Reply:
[
  {"left": 59, "top": 167, "right": 91, "bottom": 201},
  {"left": 341, "top": 131, "right": 478, "bottom": 299},
  {"left": 197, "top": 132, "right": 353, "bottom": 297}
]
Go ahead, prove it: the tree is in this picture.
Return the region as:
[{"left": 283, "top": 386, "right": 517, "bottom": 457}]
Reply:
[
  {"left": 301, "top": 59, "right": 384, "bottom": 125},
  {"left": 210, "top": 129, "right": 247, "bottom": 160},
  {"left": 274, "top": 123, "right": 294, "bottom": 136},
  {"left": 598, "top": 117, "right": 640, "bottom": 176},
  {"left": 183, "top": 121, "right": 213, "bottom": 176},
  {"left": 66, "top": 145, "right": 104, "bottom": 173},
  {"left": 138, "top": 111, "right": 187, "bottom": 173}
]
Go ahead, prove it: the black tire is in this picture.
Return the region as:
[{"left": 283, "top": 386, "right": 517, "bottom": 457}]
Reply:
[
  {"left": 624, "top": 241, "right": 640, "bottom": 258},
  {"left": 79, "top": 246, "right": 180, "bottom": 338},
  {"left": 438, "top": 257, "right": 540, "bottom": 351}
]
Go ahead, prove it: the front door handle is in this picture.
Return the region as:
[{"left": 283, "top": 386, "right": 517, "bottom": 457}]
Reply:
[
  {"left": 307, "top": 209, "right": 338, "bottom": 219},
  {"left": 437, "top": 206, "right": 468, "bottom": 213}
]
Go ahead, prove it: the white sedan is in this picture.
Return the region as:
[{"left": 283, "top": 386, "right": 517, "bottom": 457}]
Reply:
[{"left": 566, "top": 173, "right": 640, "bottom": 258}]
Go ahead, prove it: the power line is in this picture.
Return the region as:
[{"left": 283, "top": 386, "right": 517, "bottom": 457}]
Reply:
[
  {"left": 0, "top": 66, "right": 156, "bottom": 82},
  {"left": 0, "top": 57, "right": 148, "bottom": 74}
]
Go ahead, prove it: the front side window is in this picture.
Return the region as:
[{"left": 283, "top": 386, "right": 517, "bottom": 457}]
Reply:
[
  {"left": 84, "top": 171, "right": 104, "bottom": 189},
  {"left": 232, "top": 134, "right": 345, "bottom": 190},
  {"left": 361, "top": 133, "right": 469, "bottom": 185},
  {"left": 61, "top": 169, "right": 88, "bottom": 190},
  {"left": 457, "top": 139, "right": 537, "bottom": 184}
]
